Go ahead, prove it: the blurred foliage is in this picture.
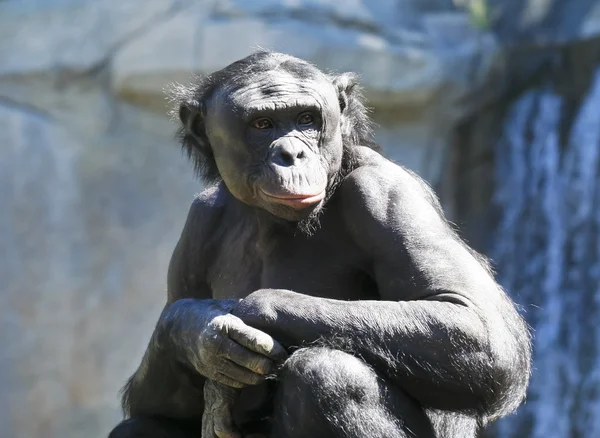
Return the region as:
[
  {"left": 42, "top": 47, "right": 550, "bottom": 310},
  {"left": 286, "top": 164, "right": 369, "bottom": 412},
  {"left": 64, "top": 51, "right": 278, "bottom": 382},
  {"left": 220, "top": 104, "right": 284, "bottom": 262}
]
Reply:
[{"left": 454, "top": 0, "right": 491, "bottom": 29}]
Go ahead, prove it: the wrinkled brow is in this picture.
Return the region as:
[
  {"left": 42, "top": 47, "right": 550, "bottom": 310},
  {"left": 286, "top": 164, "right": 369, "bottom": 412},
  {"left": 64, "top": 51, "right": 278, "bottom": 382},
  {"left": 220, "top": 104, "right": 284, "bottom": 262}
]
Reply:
[{"left": 238, "top": 97, "right": 323, "bottom": 118}]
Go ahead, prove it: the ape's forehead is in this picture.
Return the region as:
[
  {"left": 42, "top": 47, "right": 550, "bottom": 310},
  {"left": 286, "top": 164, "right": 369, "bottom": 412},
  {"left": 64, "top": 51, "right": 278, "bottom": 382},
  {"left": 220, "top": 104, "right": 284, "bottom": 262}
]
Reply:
[{"left": 216, "top": 68, "right": 338, "bottom": 116}]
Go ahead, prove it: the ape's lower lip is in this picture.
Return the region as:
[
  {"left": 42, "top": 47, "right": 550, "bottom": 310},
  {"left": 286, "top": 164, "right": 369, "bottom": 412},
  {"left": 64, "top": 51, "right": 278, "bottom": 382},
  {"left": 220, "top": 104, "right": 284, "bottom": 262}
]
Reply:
[{"left": 260, "top": 189, "right": 326, "bottom": 208}]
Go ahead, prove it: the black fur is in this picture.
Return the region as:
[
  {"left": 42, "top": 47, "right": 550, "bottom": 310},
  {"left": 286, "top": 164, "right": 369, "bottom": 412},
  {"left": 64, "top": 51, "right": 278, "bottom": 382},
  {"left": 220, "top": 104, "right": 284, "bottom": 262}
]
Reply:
[
  {"left": 110, "top": 52, "right": 531, "bottom": 438},
  {"left": 168, "top": 50, "right": 379, "bottom": 184}
]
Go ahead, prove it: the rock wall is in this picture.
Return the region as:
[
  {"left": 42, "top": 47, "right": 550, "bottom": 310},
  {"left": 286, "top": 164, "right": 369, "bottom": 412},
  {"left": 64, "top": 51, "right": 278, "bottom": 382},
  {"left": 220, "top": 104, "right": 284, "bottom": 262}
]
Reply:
[
  {"left": 0, "top": 2, "right": 496, "bottom": 436},
  {"left": 454, "top": 36, "right": 600, "bottom": 438},
  {"left": 2, "top": 1, "right": 600, "bottom": 437}
]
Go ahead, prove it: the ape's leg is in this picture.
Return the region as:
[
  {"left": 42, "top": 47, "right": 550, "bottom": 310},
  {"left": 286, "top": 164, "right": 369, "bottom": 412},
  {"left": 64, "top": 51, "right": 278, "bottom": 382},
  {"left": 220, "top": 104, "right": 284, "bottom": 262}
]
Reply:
[
  {"left": 108, "top": 417, "right": 199, "bottom": 438},
  {"left": 270, "top": 347, "right": 436, "bottom": 438},
  {"left": 109, "top": 348, "right": 475, "bottom": 438}
]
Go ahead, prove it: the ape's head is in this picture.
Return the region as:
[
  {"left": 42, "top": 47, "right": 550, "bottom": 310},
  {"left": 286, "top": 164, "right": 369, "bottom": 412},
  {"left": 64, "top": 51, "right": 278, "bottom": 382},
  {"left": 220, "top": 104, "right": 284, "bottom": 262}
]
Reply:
[{"left": 173, "top": 51, "right": 375, "bottom": 222}]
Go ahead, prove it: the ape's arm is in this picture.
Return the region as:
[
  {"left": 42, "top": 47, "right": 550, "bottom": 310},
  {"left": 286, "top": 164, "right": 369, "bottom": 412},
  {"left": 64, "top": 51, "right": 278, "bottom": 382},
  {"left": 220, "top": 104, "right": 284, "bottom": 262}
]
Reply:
[
  {"left": 122, "top": 195, "right": 279, "bottom": 416},
  {"left": 233, "top": 162, "right": 531, "bottom": 419},
  {"left": 122, "top": 198, "right": 223, "bottom": 420}
]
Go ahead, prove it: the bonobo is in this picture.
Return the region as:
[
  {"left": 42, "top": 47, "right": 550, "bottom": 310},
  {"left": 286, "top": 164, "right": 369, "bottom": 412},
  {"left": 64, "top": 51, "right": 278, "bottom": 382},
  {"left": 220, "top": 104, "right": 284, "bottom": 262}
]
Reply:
[{"left": 109, "top": 51, "right": 531, "bottom": 438}]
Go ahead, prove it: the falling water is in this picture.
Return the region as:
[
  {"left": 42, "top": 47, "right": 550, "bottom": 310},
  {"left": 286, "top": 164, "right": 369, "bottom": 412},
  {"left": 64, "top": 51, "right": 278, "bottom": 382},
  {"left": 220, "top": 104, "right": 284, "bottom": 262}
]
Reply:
[{"left": 491, "top": 69, "right": 600, "bottom": 437}]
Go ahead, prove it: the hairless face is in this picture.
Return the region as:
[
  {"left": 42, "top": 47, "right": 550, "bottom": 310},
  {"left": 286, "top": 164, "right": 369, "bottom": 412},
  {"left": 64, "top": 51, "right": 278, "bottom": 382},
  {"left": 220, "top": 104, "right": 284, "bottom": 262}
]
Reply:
[{"left": 178, "top": 54, "right": 351, "bottom": 221}]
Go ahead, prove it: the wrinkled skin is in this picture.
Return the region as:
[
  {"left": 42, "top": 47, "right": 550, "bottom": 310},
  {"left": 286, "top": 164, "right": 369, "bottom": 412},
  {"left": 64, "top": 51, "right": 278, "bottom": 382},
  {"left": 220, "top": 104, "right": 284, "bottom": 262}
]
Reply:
[
  {"left": 109, "top": 52, "right": 531, "bottom": 438},
  {"left": 164, "top": 300, "right": 287, "bottom": 389},
  {"left": 202, "top": 381, "right": 242, "bottom": 438}
]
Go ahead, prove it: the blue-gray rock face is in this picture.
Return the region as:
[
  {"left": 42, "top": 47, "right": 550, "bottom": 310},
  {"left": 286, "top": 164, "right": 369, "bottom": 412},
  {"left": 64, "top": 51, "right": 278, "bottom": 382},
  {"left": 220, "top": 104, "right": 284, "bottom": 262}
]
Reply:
[
  {"left": 490, "top": 58, "right": 600, "bottom": 438},
  {"left": 451, "top": 34, "right": 600, "bottom": 438},
  {"left": 2, "top": 0, "right": 600, "bottom": 437},
  {"left": 0, "top": 1, "right": 494, "bottom": 436},
  {"left": 0, "top": 100, "right": 199, "bottom": 436}
]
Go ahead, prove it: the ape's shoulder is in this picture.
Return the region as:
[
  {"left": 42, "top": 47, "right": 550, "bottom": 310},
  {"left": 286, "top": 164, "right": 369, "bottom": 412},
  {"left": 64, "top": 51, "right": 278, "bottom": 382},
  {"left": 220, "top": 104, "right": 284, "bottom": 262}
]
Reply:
[
  {"left": 343, "top": 147, "right": 429, "bottom": 199},
  {"left": 178, "top": 183, "right": 230, "bottom": 251},
  {"left": 168, "top": 184, "right": 229, "bottom": 301},
  {"left": 179, "top": 184, "right": 230, "bottom": 258},
  {"left": 191, "top": 183, "right": 229, "bottom": 211},
  {"left": 179, "top": 184, "right": 228, "bottom": 239},
  {"left": 340, "top": 147, "right": 442, "bottom": 226}
]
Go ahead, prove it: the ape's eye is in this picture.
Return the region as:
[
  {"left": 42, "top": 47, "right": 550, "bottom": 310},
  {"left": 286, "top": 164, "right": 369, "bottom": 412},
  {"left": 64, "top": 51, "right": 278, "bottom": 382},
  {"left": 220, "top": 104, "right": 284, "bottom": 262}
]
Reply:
[
  {"left": 297, "top": 112, "right": 314, "bottom": 126},
  {"left": 252, "top": 118, "right": 273, "bottom": 130}
]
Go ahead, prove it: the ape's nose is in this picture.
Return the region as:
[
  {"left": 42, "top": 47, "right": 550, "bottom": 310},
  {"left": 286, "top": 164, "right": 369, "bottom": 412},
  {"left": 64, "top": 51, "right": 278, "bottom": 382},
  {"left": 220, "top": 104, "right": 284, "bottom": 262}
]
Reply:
[{"left": 269, "top": 138, "right": 306, "bottom": 167}]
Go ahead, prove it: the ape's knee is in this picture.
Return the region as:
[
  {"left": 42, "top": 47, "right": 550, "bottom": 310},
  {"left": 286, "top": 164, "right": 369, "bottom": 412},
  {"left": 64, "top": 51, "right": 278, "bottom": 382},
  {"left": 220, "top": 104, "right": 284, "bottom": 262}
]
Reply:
[
  {"left": 279, "top": 347, "right": 380, "bottom": 406},
  {"left": 271, "top": 348, "right": 437, "bottom": 438},
  {"left": 109, "top": 419, "right": 145, "bottom": 438}
]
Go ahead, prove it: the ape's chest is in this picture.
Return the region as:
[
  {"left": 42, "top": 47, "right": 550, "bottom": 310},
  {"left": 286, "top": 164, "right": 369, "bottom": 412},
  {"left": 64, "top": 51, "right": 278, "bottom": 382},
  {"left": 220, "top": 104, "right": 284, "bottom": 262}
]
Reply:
[{"left": 207, "top": 219, "right": 375, "bottom": 300}]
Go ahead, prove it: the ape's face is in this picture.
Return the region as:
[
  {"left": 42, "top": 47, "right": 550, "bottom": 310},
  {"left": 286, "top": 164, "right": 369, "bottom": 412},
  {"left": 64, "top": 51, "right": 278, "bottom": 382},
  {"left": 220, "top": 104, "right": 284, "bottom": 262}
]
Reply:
[{"left": 204, "top": 68, "right": 344, "bottom": 221}]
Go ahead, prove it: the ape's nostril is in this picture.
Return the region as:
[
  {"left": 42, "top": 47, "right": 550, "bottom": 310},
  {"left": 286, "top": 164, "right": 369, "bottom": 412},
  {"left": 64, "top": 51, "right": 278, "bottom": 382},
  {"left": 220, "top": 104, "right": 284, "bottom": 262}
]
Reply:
[{"left": 280, "top": 150, "right": 295, "bottom": 165}]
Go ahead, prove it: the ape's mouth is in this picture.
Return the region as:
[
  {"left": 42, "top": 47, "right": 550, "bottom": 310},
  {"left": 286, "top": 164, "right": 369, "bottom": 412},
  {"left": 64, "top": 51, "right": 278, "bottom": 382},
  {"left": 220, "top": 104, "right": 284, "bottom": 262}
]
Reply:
[{"left": 260, "top": 189, "right": 326, "bottom": 209}]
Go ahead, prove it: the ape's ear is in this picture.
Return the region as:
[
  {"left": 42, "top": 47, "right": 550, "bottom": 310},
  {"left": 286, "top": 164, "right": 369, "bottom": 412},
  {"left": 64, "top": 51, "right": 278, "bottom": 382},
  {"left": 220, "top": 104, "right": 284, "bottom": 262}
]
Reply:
[
  {"left": 177, "top": 99, "right": 219, "bottom": 182},
  {"left": 178, "top": 101, "right": 197, "bottom": 127},
  {"left": 332, "top": 73, "right": 373, "bottom": 147},
  {"left": 179, "top": 100, "right": 211, "bottom": 156},
  {"left": 332, "top": 72, "right": 358, "bottom": 115}
]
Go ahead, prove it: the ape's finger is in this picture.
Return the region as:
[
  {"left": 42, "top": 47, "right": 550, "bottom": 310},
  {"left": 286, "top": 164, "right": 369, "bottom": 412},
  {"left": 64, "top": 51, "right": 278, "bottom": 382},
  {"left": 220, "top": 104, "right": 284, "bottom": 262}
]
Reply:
[
  {"left": 203, "top": 380, "right": 240, "bottom": 438},
  {"left": 202, "top": 414, "right": 217, "bottom": 438},
  {"left": 219, "top": 359, "right": 265, "bottom": 386},
  {"left": 214, "top": 372, "right": 246, "bottom": 389},
  {"left": 227, "top": 322, "right": 288, "bottom": 361},
  {"left": 214, "top": 426, "right": 240, "bottom": 438},
  {"left": 202, "top": 395, "right": 217, "bottom": 438},
  {"left": 213, "top": 406, "right": 240, "bottom": 438},
  {"left": 220, "top": 339, "right": 274, "bottom": 375}
]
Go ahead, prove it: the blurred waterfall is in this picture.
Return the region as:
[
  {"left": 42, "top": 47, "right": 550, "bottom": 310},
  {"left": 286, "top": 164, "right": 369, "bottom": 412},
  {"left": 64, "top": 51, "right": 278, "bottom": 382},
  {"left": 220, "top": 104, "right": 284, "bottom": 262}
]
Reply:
[{"left": 492, "top": 69, "right": 600, "bottom": 438}]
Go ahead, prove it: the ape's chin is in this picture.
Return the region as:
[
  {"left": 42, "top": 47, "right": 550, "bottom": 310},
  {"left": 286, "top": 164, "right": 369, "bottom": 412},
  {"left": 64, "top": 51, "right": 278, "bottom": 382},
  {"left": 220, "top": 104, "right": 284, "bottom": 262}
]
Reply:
[{"left": 267, "top": 200, "right": 324, "bottom": 225}]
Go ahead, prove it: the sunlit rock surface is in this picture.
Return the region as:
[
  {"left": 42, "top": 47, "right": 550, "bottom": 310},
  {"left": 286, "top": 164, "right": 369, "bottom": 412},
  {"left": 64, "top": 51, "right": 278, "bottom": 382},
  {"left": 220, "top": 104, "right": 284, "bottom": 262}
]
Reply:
[
  {"left": 453, "top": 37, "right": 600, "bottom": 438},
  {"left": 1, "top": 0, "right": 600, "bottom": 437}
]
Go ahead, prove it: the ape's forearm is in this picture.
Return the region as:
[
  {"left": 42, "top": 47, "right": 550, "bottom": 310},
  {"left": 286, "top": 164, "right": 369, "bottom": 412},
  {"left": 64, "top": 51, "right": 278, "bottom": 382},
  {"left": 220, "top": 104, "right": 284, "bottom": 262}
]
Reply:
[
  {"left": 124, "top": 298, "right": 238, "bottom": 418},
  {"left": 124, "top": 345, "right": 205, "bottom": 419},
  {"left": 155, "top": 298, "right": 239, "bottom": 359},
  {"left": 233, "top": 289, "right": 521, "bottom": 414}
]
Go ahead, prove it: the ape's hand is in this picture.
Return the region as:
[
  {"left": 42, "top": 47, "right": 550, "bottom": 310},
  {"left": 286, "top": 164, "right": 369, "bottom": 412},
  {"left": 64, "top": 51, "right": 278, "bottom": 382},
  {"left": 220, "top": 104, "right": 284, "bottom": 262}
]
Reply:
[
  {"left": 194, "top": 312, "right": 288, "bottom": 388},
  {"left": 158, "top": 299, "right": 288, "bottom": 388}
]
